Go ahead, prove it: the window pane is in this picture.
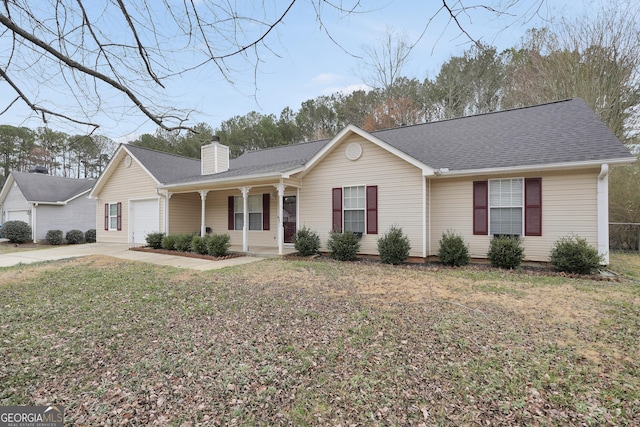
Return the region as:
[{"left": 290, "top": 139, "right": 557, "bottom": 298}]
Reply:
[
  {"left": 235, "top": 213, "right": 243, "bottom": 230},
  {"left": 490, "top": 207, "right": 522, "bottom": 235},
  {"left": 109, "top": 203, "right": 118, "bottom": 216},
  {"left": 248, "top": 195, "right": 262, "bottom": 212},
  {"left": 234, "top": 196, "right": 242, "bottom": 214},
  {"left": 110, "top": 217, "right": 118, "bottom": 230},
  {"left": 248, "top": 212, "right": 262, "bottom": 230},
  {"left": 344, "top": 210, "right": 364, "bottom": 233},
  {"left": 490, "top": 178, "right": 523, "bottom": 207}
]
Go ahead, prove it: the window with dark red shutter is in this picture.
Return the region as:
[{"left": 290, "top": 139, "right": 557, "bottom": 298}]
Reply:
[
  {"left": 228, "top": 196, "right": 234, "bottom": 230},
  {"left": 116, "top": 202, "right": 122, "bottom": 231},
  {"left": 104, "top": 203, "right": 109, "bottom": 230},
  {"left": 473, "top": 181, "right": 488, "bottom": 235},
  {"left": 262, "top": 193, "right": 270, "bottom": 231},
  {"left": 332, "top": 188, "right": 342, "bottom": 232},
  {"left": 525, "top": 178, "right": 542, "bottom": 236},
  {"left": 366, "top": 185, "right": 378, "bottom": 234}
]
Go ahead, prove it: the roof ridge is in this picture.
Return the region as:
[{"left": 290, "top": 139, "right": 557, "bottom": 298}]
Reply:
[
  {"left": 12, "top": 171, "right": 95, "bottom": 182},
  {"left": 239, "top": 138, "right": 330, "bottom": 155},
  {"left": 370, "top": 98, "right": 578, "bottom": 134},
  {"left": 124, "top": 143, "right": 200, "bottom": 161}
]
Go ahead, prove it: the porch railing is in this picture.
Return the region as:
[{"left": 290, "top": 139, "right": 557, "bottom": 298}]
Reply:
[{"left": 610, "top": 222, "right": 640, "bottom": 252}]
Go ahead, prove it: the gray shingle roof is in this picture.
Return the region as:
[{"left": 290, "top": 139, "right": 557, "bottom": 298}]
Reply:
[
  {"left": 131, "top": 99, "right": 634, "bottom": 187},
  {"left": 124, "top": 144, "right": 202, "bottom": 184},
  {"left": 12, "top": 171, "right": 95, "bottom": 203},
  {"left": 371, "top": 98, "right": 634, "bottom": 171}
]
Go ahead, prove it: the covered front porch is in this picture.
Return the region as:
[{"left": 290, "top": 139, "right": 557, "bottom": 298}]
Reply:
[{"left": 160, "top": 177, "right": 302, "bottom": 256}]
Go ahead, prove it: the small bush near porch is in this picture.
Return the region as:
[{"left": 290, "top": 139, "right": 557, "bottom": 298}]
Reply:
[{"left": 1, "top": 254, "right": 638, "bottom": 425}]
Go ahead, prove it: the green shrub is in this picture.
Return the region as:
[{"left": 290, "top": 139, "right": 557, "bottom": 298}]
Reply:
[
  {"left": 207, "top": 233, "right": 231, "bottom": 257},
  {"left": 550, "top": 235, "right": 603, "bottom": 274},
  {"left": 1, "top": 220, "right": 32, "bottom": 243},
  {"left": 327, "top": 231, "right": 360, "bottom": 261},
  {"left": 438, "top": 230, "right": 470, "bottom": 267},
  {"left": 161, "top": 234, "right": 177, "bottom": 251},
  {"left": 294, "top": 226, "right": 321, "bottom": 256},
  {"left": 191, "top": 235, "right": 209, "bottom": 255},
  {"left": 173, "top": 233, "right": 195, "bottom": 252},
  {"left": 85, "top": 229, "right": 96, "bottom": 243},
  {"left": 46, "top": 229, "right": 64, "bottom": 245},
  {"left": 65, "top": 229, "right": 85, "bottom": 244},
  {"left": 146, "top": 232, "right": 165, "bottom": 249},
  {"left": 487, "top": 235, "right": 525, "bottom": 269},
  {"left": 377, "top": 225, "right": 411, "bottom": 265}
]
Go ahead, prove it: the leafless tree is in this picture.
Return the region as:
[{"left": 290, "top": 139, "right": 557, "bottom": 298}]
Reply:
[{"left": 1, "top": 0, "right": 547, "bottom": 133}]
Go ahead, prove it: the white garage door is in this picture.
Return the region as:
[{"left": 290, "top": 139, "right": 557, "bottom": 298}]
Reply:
[
  {"left": 130, "top": 199, "right": 159, "bottom": 245},
  {"left": 6, "top": 210, "right": 30, "bottom": 223}
]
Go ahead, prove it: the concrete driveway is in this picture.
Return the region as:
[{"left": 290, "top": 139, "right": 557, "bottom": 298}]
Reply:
[{"left": 0, "top": 243, "right": 264, "bottom": 271}]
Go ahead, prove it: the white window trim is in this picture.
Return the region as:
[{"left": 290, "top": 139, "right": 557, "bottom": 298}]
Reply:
[
  {"left": 108, "top": 202, "right": 119, "bottom": 231},
  {"left": 488, "top": 178, "right": 524, "bottom": 236},
  {"left": 343, "top": 184, "right": 366, "bottom": 234}
]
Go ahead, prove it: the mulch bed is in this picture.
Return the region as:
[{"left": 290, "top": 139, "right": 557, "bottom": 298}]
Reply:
[{"left": 129, "top": 246, "right": 245, "bottom": 261}]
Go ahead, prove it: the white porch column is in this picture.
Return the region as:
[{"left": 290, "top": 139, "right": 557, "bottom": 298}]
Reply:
[
  {"left": 32, "top": 203, "right": 37, "bottom": 243},
  {"left": 275, "top": 183, "right": 286, "bottom": 255},
  {"left": 597, "top": 164, "right": 610, "bottom": 264},
  {"left": 241, "top": 186, "right": 251, "bottom": 252},
  {"left": 164, "top": 192, "right": 172, "bottom": 235},
  {"left": 199, "top": 190, "right": 209, "bottom": 237}
]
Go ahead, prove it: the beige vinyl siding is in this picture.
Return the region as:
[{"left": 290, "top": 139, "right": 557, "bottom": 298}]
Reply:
[
  {"left": 95, "top": 153, "right": 164, "bottom": 243},
  {"left": 429, "top": 169, "right": 599, "bottom": 262},
  {"left": 169, "top": 192, "right": 201, "bottom": 234},
  {"left": 300, "top": 135, "right": 425, "bottom": 256},
  {"left": 201, "top": 145, "right": 215, "bottom": 175}
]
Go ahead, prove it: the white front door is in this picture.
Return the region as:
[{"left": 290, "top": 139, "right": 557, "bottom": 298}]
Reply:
[{"left": 130, "top": 199, "right": 159, "bottom": 245}]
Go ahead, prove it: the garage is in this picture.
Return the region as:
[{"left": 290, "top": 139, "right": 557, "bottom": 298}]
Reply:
[
  {"left": 6, "top": 210, "right": 30, "bottom": 223},
  {"left": 130, "top": 199, "right": 159, "bottom": 245}
]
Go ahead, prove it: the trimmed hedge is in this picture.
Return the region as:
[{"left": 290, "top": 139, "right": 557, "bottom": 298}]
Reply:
[
  {"left": 85, "top": 229, "right": 97, "bottom": 243},
  {"left": 191, "top": 235, "right": 209, "bottom": 255},
  {"left": 550, "top": 235, "right": 603, "bottom": 274},
  {"left": 173, "top": 233, "right": 195, "bottom": 252},
  {"left": 146, "top": 232, "right": 165, "bottom": 249},
  {"left": 294, "top": 226, "right": 321, "bottom": 256},
  {"left": 487, "top": 235, "right": 525, "bottom": 269},
  {"left": 207, "top": 233, "right": 231, "bottom": 257},
  {"left": 161, "top": 234, "right": 177, "bottom": 251},
  {"left": 66, "top": 229, "right": 85, "bottom": 244},
  {"left": 1, "top": 220, "right": 32, "bottom": 243},
  {"left": 46, "top": 229, "right": 64, "bottom": 245},
  {"left": 377, "top": 225, "right": 411, "bottom": 265},
  {"left": 438, "top": 230, "right": 470, "bottom": 267},
  {"left": 327, "top": 231, "right": 360, "bottom": 261}
]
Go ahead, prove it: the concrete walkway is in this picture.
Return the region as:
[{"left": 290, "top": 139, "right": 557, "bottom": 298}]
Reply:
[{"left": 0, "top": 243, "right": 265, "bottom": 271}]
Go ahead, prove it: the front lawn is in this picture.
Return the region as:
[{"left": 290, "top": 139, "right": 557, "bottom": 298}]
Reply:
[{"left": 1, "top": 255, "right": 638, "bottom": 425}]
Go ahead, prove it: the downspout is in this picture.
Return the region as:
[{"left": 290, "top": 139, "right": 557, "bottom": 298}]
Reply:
[
  {"left": 597, "top": 164, "right": 609, "bottom": 264},
  {"left": 32, "top": 203, "right": 37, "bottom": 244},
  {"left": 422, "top": 177, "right": 427, "bottom": 258},
  {"left": 428, "top": 178, "right": 431, "bottom": 257}
]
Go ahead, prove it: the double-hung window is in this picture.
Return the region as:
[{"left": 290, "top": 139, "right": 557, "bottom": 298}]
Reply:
[
  {"left": 473, "top": 178, "right": 542, "bottom": 236},
  {"left": 343, "top": 186, "right": 366, "bottom": 234},
  {"left": 489, "top": 178, "right": 523, "bottom": 235},
  {"left": 234, "top": 195, "right": 263, "bottom": 231},
  {"left": 104, "top": 202, "right": 121, "bottom": 231}
]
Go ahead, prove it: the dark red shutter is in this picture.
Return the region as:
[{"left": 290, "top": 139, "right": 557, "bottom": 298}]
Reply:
[
  {"left": 228, "top": 196, "right": 234, "bottom": 230},
  {"left": 366, "top": 185, "right": 378, "bottom": 234},
  {"left": 104, "top": 203, "right": 109, "bottom": 230},
  {"left": 332, "top": 188, "right": 342, "bottom": 232},
  {"left": 525, "top": 178, "right": 542, "bottom": 236},
  {"left": 116, "top": 202, "right": 122, "bottom": 231},
  {"left": 473, "top": 181, "right": 488, "bottom": 235},
  {"left": 262, "top": 193, "right": 270, "bottom": 231}
]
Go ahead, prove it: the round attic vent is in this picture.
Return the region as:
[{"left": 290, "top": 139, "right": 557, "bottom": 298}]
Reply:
[
  {"left": 346, "top": 142, "right": 362, "bottom": 161},
  {"left": 124, "top": 155, "right": 132, "bottom": 167}
]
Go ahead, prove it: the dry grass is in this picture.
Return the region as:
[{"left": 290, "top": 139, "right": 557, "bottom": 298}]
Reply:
[{"left": 1, "top": 254, "right": 638, "bottom": 426}]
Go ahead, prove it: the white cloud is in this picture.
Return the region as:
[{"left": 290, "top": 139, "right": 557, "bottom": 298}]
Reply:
[{"left": 321, "top": 83, "right": 372, "bottom": 95}]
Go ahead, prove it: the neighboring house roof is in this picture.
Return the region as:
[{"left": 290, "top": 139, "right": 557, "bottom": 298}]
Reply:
[
  {"left": 2, "top": 171, "right": 95, "bottom": 204},
  {"left": 99, "top": 98, "right": 634, "bottom": 191}
]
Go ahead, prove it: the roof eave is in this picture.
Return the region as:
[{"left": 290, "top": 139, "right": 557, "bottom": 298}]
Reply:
[
  {"left": 433, "top": 157, "right": 636, "bottom": 178},
  {"left": 159, "top": 172, "right": 286, "bottom": 191}
]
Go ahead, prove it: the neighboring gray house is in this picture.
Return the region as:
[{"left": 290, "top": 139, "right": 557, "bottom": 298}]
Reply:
[{"left": 0, "top": 171, "right": 96, "bottom": 242}]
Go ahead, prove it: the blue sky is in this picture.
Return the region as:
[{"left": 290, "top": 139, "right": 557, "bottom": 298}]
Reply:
[{"left": 0, "top": 0, "right": 608, "bottom": 141}]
